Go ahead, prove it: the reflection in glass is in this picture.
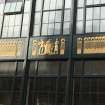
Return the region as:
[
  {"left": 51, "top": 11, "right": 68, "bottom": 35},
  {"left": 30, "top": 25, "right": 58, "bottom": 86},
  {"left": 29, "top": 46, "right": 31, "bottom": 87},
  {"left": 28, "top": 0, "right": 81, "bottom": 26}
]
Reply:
[
  {"left": 77, "top": 9, "right": 83, "bottom": 21},
  {"left": 76, "top": 21, "right": 83, "bottom": 34},
  {"left": 43, "top": 12, "right": 49, "bottom": 23},
  {"left": 86, "top": 8, "right": 93, "bottom": 20},
  {"left": 3, "top": 16, "right": 9, "bottom": 26},
  {"left": 54, "top": 23, "right": 61, "bottom": 35},
  {"left": 9, "top": 2, "right": 16, "bottom": 12},
  {"left": 65, "top": 0, "right": 71, "bottom": 8},
  {"left": 33, "top": 25, "right": 40, "bottom": 36},
  {"left": 4, "top": 3, "right": 11, "bottom": 12},
  {"left": 101, "top": 7, "right": 105, "bottom": 19},
  {"left": 49, "top": 11, "right": 55, "bottom": 23},
  {"left": 48, "top": 23, "right": 54, "bottom": 35},
  {"left": 93, "top": 7, "right": 100, "bottom": 19},
  {"left": 35, "top": 0, "right": 43, "bottom": 11},
  {"left": 86, "top": 21, "right": 92, "bottom": 33},
  {"left": 63, "top": 22, "right": 70, "bottom": 34},
  {"left": 0, "top": 4, "right": 4, "bottom": 14},
  {"left": 50, "top": 0, "right": 56, "bottom": 10},
  {"left": 56, "top": 0, "right": 63, "bottom": 9},
  {"left": 44, "top": 0, "right": 50, "bottom": 10},
  {"left": 34, "top": 12, "right": 41, "bottom": 24},
  {"left": 93, "top": 20, "right": 99, "bottom": 32},
  {"left": 55, "top": 11, "right": 62, "bottom": 22},
  {"left": 41, "top": 24, "right": 48, "bottom": 35},
  {"left": 64, "top": 10, "right": 71, "bottom": 21},
  {"left": 100, "top": 20, "right": 105, "bottom": 32}
]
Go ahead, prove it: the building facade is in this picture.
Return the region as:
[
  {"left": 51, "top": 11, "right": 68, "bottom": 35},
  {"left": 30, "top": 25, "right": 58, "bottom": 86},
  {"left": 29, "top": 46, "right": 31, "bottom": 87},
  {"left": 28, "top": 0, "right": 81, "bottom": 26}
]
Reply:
[{"left": 0, "top": 0, "right": 105, "bottom": 105}]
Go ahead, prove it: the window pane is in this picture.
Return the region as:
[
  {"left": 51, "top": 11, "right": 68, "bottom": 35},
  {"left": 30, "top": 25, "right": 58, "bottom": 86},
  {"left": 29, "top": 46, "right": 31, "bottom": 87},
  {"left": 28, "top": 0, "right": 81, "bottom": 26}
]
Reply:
[
  {"left": 0, "top": 16, "right": 3, "bottom": 25},
  {"left": 41, "top": 24, "right": 48, "bottom": 35},
  {"left": 54, "top": 23, "right": 61, "bottom": 35},
  {"left": 78, "top": 0, "right": 84, "bottom": 7},
  {"left": 0, "top": 4, "right": 4, "bottom": 14},
  {"left": 93, "top": 20, "right": 99, "bottom": 32},
  {"left": 93, "top": 0, "right": 100, "bottom": 4},
  {"left": 34, "top": 12, "right": 41, "bottom": 24},
  {"left": 56, "top": 0, "right": 63, "bottom": 9},
  {"left": 21, "top": 25, "right": 29, "bottom": 37},
  {"left": 9, "top": 15, "right": 15, "bottom": 26},
  {"left": 4, "top": 3, "right": 11, "bottom": 12},
  {"left": 15, "top": 14, "right": 22, "bottom": 26},
  {"left": 64, "top": 10, "right": 71, "bottom": 21},
  {"left": 33, "top": 25, "right": 40, "bottom": 36},
  {"left": 86, "top": 0, "right": 93, "bottom": 5},
  {"left": 77, "top": 9, "right": 83, "bottom": 21},
  {"left": 101, "top": 0, "right": 105, "bottom": 3},
  {"left": 55, "top": 11, "right": 62, "bottom": 22},
  {"left": 13, "top": 26, "right": 20, "bottom": 37},
  {"left": 86, "top": 21, "right": 92, "bottom": 33},
  {"left": 49, "top": 11, "right": 55, "bottom": 23},
  {"left": 24, "top": 0, "right": 30, "bottom": 12},
  {"left": 50, "top": 0, "right": 56, "bottom": 10},
  {"left": 2, "top": 27, "right": 8, "bottom": 37},
  {"left": 65, "top": 0, "right": 71, "bottom": 8},
  {"left": 76, "top": 21, "right": 83, "bottom": 34},
  {"left": 48, "top": 23, "right": 54, "bottom": 35},
  {"left": 9, "top": 2, "right": 16, "bottom": 12},
  {"left": 43, "top": 12, "right": 49, "bottom": 23},
  {"left": 100, "top": 20, "right": 105, "bottom": 32},
  {"left": 44, "top": 0, "right": 50, "bottom": 10},
  {"left": 23, "top": 13, "right": 30, "bottom": 25},
  {"left": 86, "top": 8, "right": 93, "bottom": 20},
  {"left": 35, "top": 0, "right": 42, "bottom": 11},
  {"left": 63, "top": 22, "right": 70, "bottom": 34},
  {"left": 15, "top": 2, "right": 22, "bottom": 12},
  {"left": 4, "top": 16, "right": 9, "bottom": 26},
  {"left": 101, "top": 7, "right": 105, "bottom": 19},
  {"left": 8, "top": 27, "right": 14, "bottom": 37},
  {"left": 93, "top": 7, "right": 100, "bottom": 19}
]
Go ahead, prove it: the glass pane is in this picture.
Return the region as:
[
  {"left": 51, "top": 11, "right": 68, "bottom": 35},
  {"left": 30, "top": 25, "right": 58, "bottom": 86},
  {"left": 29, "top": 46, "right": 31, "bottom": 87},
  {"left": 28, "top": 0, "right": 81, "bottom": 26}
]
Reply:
[
  {"left": 63, "top": 22, "right": 70, "bottom": 34},
  {"left": 65, "top": 0, "right": 71, "bottom": 8},
  {"left": 33, "top": 25, "right": 40, "bottom": 36},
  {"left": 64, "top": 10, "right": 71, "bottom": 21},
  {"left": 24, "top": 0, "right": 30, "bottom": 12},
  {"left": 43, "top": 12, "right": 49, "bottom": 23},
  {"left": 55, "top": 11, "right": 62, "bottom": 22},
  {"left": 76, "top": 21, "right": 83, "bottom": 34},
  {"left": 0, "top": 16, "right": 3, "bottom": 25},
  {"left": 9, "top": 15, "right": 15, "bottom": 26},
  {"left": 100, "top": 20, "right": 105, "bottom": 32},
  {"left": 93, "top": 20, "right": 99, "bottom": 32},
  {"left": 86, "top": 21, "right": 92, "bottom": 33},
  {"left": 15, "top": 14, "right": 22, "bottom": 26},
  {"left": 101, "top": 7, "right": 105, "bottom": 19},
  {"left": 50, "top": 0, "right": 56, "bottom": 10},
  {"left": 34, "top": 12, "right": 41, "bottom": 24},
  {"left": 44, "top": 0, "right": 50, "bottom": 10},
  {"left": 48, "top": 23, "right": 54, "bottom": 35},
  {"left": 101, "top": 0, "right": 105, "bottom": 3},
  {"left": 4, "top": 3, "right": 11, "bottom": 12},
  {"left": 77, "top": 9, "right": 83, "bottom": 21},
  {"left": 93, "top": 7, "right": 100, "bottom": 19},
  {"left": 13, "top": 26, "right": 20, "bottom": 37},
  {"left": 86, "top": 8, "right": 93, "bottom": 20},
  {"left": 4, "top": 16, "right": 9, "bottom": 26},
  {"left": 93, "top": 0, "right": 100, "bottom": 4},
  {"left": 54, "top": 23, "right": 61, "bottom": 35},
  {"left": 15, "top": 2, "right": 22, "bottom": 12},
  {"left": 35, "top": 0, "right": 42, "bottom": 11},
  {"left": 86, "top": 0, "right": 93, "bottom": 5},
  {"left": 9, "top": 2, "right": 16, "bottom": 12},
  {"left": 0, "top": 4, "right": 4, "bottom": 14},
  {"left": 49, "top": 11, "right": 55, "bottom": 23},
  {"left": 41, "top": 24, "right": 48, "bottom": 35},
  {"left": 23, "top": 13, "right": 30, "bottom": 25},
  {"left": 8, "top": 27, "right": 14, "bottom": 37},
  {"left": 21, "top": 25, "right": 29, "bottom": 37},
  {"left": 78, "top": 0, "right": 84, "bottom": 7},
  {"left": 56, "top": 0, "right": 63, "bottom": 9},
  {"left": 2, "top": 27, "right": 8, "bottom": 37}
]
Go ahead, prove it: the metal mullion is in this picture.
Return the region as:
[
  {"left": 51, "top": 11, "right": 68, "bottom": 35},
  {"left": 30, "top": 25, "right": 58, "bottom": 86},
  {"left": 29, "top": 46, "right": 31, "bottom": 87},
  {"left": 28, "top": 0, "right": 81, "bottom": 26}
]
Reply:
[
  {"left": 60, "top": 0, "right": 65, "bottom": 35},
  {"left": 40, "top": 0, "right": 45, "bottom": 36}
]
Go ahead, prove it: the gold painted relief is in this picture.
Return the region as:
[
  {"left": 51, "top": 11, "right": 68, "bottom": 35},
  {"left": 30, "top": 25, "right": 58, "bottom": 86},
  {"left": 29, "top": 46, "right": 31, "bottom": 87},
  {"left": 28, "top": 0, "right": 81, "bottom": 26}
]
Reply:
[
  {"left": 0, "top": 39, "right": 24, "bottom": 57},
  {"left": 77, "top": 36, "right": 105, "bottom": 54},
  {"left": 31, "top": 37, "right": 66, "bottom": 57}
]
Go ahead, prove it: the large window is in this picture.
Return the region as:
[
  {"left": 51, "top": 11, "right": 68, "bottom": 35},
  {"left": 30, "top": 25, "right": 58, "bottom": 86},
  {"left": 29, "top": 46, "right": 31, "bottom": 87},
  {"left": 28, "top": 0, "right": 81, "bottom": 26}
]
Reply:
[{"left": 33, "top": 0, "right": 72, "bottom": 36}]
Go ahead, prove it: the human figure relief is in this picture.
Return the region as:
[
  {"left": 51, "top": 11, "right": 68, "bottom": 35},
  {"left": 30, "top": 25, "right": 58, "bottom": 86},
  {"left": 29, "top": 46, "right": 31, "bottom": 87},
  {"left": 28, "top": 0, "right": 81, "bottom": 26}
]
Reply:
[
  {"left": 60, "top": 38, "right": 65, "bottom": 55},
  {"left": 38, "top": 39, "right": 45, "bottom": 55},
  {"left": 44, "top": 39, "right": 52, "bottom": 55},
  {"left": 32, "top": 40, "right": 38, "bottom": 56},
  {"left": 54, "top": 38, "right": 59, "bottom": 54}
]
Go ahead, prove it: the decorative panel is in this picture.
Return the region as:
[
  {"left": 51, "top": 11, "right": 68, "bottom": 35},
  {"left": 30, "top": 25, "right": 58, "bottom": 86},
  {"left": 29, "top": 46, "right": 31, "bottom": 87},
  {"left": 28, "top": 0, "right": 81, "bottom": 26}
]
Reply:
[{"left": 28, "top": 36, "right": 69, "bottom": 60}]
